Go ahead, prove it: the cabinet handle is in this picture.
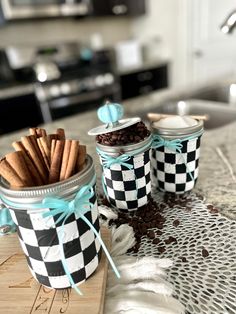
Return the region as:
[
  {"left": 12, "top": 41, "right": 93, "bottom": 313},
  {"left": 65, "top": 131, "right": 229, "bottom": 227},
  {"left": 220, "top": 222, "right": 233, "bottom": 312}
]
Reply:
[
  {"left": 112, "top": 5, "right": 128, "bottom": 15},
  {"left": 139, "top": 85, "right": 153, "bottom": 94},
  {"left": 137, "top": 71, "right": 153, "bottom": 82}
]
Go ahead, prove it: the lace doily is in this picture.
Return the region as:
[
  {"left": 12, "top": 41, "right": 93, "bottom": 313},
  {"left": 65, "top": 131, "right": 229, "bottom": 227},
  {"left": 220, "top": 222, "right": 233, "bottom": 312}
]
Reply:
[{"left": 129, "top": 191, "right": 236, "bottom": 314}]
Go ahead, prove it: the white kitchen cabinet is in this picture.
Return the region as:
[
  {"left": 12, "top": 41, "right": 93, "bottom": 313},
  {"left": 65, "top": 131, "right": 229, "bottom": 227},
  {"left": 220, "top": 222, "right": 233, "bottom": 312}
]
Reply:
[{"left": 183, "top": 0, "right": 236, "bottom": 85}]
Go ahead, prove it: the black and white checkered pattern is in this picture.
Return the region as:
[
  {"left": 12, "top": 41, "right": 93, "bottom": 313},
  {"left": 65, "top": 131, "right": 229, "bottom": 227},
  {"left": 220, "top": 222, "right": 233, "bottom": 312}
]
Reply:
[
  {"left": 9, "top": 192, "right": 102, "bottom": 289},
  {"left": 151, "top": 136, "right": 201, "bottom": 194},
  {"left": 101, "top": 149, "right": 151, "bottom": 211}
]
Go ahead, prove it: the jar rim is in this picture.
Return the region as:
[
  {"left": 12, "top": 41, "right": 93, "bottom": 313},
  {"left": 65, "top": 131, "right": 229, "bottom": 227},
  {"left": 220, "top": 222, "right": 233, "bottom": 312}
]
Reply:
[
  {"left": 151, "top": 119, "right": 204, "bottom": 138},
  {"left": 0, "top": 155, "right": 95, "bottom": 207}
]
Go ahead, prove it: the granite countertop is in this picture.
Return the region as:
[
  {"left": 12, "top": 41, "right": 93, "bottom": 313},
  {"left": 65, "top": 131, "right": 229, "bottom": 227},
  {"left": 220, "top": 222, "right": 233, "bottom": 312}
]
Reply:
[{"left": 1, "top": 82, "right": 236, "bottom": 219}]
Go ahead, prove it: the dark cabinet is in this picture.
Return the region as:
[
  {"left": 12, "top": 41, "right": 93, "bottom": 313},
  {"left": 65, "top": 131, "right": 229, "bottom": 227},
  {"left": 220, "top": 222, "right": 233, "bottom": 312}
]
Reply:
[
  {"left": 0, "top": 91, "right": 43, "bottom": 135},
  {"left": 92, "top": 0, "right": 146, "bottom": 16},
  {"left": 120, "top": 64, "right": 168, "bottom": 100}
]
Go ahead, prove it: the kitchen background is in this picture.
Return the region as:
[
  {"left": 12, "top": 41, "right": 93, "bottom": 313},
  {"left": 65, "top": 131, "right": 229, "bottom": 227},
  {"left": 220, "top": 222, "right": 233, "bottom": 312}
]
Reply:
[{"left": 1, "top": 0, "right": 236, "bottom": 135}]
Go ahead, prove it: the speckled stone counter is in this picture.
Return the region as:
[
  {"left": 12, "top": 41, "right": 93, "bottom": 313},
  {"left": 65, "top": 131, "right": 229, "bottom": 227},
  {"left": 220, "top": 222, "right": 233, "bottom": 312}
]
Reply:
[{"left": 1, "top": 83, "right": 236, "bottom": 219}]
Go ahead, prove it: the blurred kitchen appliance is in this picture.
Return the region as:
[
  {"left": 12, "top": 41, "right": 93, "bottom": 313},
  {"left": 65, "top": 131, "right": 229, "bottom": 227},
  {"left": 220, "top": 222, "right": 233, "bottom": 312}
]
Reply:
[
  {"left": 4, "top": 43, "right": 120, "bottom": 123},
  {"left": 92, "top": 0, "right": 146, "bottom": 16},
  {"left": 0, "top": 0, "right": 91, "bottom": 20}
]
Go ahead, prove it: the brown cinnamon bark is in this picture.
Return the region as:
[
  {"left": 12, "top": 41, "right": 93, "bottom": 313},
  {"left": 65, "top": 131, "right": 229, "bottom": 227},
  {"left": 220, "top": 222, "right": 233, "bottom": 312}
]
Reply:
[
  {"left": 64, "top": 140, "right": 79, "bottom": 180},
  {"left": 56, "top": 128, "right": 65, "bottom": 140},
  {"left": 0, "top": 158, "right": 25, "bottom": 187},
  {"left": 5, "top": 151, "right": 34, "bottom": 187},
  {"left": 49, "top": 140, "right": 65, "bottom": 184},
  {"left": 77, "top": 145, "right": 87, "bottom": 171},
  {"left": 37, "top": 138, "right": 50, "bottom": 171},
  {"left": 59, "top": 139, "right": 72, "bottom": 181},
  {"left": 21, "top": 136, "right": 47, "bottom": 184},
  {"left": 12, "top": 141, "right": 44, "bottom": 185},
  {"left": 50, "top": 139, "right": 56, "bottom": 162}
]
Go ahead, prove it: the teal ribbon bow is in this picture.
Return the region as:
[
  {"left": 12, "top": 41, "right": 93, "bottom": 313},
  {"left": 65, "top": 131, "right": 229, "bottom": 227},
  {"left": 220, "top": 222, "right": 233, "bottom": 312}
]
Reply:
[
  {"left": 152, "top": 136, "right": 184, "bottom": 153},
  {"left": 98, "top": 152, "right": 134, "bottom": 170},
  {"left": 0, "top": 181, "right": 120, "bottom": 295}
]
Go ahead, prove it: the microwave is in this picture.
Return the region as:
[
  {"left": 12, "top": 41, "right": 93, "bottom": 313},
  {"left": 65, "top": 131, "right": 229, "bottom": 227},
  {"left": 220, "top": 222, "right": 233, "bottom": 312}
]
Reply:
[{"left": 1, "top": 0, "right": 91, "bottom": 20}]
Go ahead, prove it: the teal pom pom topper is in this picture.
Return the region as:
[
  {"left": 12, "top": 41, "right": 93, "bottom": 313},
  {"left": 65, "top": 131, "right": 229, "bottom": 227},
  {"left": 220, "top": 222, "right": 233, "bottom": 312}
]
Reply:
[{"left": 97, "top": 102, "right": 124, "bottom": 125}]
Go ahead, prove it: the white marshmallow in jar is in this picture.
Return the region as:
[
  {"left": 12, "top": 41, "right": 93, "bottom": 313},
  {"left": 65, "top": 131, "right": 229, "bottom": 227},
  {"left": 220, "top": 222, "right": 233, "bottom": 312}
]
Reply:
[
  {"left": 151, "top": 115, "right": 204, "bottom": 194},
  {"left": 88, "top": 102, "right": 152, "bottom": 212}
]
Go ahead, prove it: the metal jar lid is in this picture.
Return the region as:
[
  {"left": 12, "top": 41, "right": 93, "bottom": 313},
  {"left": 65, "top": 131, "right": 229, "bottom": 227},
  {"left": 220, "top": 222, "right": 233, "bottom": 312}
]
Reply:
[
  {"left": 151, "top": 119, "right": 204, "bottom": 139},
  {"left": 96, "top": 134, "right": 152, "bottom": 157},
  {"left": 0, "top": 155, "right": 95, "bottom": 209}
]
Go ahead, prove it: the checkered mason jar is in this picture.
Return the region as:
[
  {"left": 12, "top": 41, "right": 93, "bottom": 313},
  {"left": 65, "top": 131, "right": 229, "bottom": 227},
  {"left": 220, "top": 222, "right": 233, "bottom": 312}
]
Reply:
[
  {"left": 0, "top": 155, "right": 102, "bottom": 290},
  {"left": 96, "top": 135, "right": 152, "bottom": 212},
  {"left": 151, "top": 120, "right": 204, "bottom": 194}
]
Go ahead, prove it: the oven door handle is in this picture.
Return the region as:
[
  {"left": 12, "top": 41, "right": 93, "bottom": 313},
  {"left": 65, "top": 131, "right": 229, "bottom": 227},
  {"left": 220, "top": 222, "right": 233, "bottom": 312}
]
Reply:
[{"left": 49, "top": 86, "right": 120, "bottom": 110}]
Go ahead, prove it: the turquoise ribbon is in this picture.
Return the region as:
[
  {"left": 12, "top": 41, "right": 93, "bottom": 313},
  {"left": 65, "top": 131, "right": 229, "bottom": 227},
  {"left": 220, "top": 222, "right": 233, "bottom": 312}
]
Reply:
[
  {"left": 0, "top": 207, "right": 16, "bottom": 235},
  {"left": 97, "top": 150, "right": 134, "bottom": 170},
  {"left": 152, "top": 130, "right": 203, "bottom": 181},
  {"left": 0, "top": 179, "right": 120, "bottom": 294}
]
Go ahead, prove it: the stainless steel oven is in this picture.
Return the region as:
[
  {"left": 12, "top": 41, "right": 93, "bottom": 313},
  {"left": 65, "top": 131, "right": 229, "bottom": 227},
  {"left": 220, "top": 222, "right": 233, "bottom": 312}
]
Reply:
[
  {"left": 1, "top": 0, "right": 91, "bottom": 20},
  {"left": 35, "top": 73, "right": 121, "bottom": 122}
]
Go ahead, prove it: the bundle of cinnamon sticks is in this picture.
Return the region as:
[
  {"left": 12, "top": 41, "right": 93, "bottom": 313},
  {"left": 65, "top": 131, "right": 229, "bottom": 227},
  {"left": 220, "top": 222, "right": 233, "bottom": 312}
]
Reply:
[{"left": 0, "top": 127, "right": 87, "bottom": 188}]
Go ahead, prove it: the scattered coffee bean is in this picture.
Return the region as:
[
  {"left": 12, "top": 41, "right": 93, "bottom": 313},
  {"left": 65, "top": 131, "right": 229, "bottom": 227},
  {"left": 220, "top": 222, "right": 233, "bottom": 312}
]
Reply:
[
  {"left": 173, "top": 219, "right": 180, "bottom": 227},
  {"left": 105, "top": 197, "right": 166, "bottom": 253},
  {"left": 207, "top": 204, "right": 219, "bottom": 214},
  {"left": 158, "top": 246, "right": 166, "bottom": 253},
  {"left": 164, "top": 236, "right": 177, "bottom": 245},
  {"left": 147, "top": 230, "right": 155, "bottom": 239},
  {"left": 96, "top": 121, "right": 150, "bottom": 146},
  {"left": 202, "top": 248, "right": 209, "bottom": 258},
  {"left": 152, "top": 238, "right": 160, "bottom": 244}
]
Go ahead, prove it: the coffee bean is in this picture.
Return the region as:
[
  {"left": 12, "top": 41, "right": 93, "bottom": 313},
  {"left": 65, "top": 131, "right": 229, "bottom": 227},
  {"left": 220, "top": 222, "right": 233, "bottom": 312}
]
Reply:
[
  {"left": 164, "top": 236, "right": 177, "bottom": 245},
  {"left": 147, "top": 230, "right": 155, "bottom": 239},
  {"left": 202, "top": 248, "right": 209, "bottom": 258},
  {"left": 152, "top": 238, "right": 160, "bottom": 244},
  {"left": 173, "top": 219, "right": 180, "bottom": 227},
  {"left": 158, "top": 246, "right": 166, "bottom": 253},
  {"left": 96, "top": 121, "right": 150, "bottom": 146}
]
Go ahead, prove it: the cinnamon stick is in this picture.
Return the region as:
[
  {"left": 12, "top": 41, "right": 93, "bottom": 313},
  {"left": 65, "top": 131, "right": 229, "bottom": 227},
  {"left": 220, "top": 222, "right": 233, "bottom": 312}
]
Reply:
[
  {"left": 40, "top": 137, "right": 51, "bottom": 165},
  {"left": 49, "top": 140, "right": 65, "bottom": 184},
  {"left": 56, "top": 128, "right": 65, "bottom": 140},
  {"left": 37, "top": 138, "right": 50, "bottom": 171},
  {"left": 29, "top": 128, "right": 38, "bottom": 137},
  {"left": 64, "top": 140, "right": 79, "bottom": 180},
  {"left": 77, "top": 145, "right": 87, "bottom": 171},
  {"left": 51, "top": 139, "right": 57, "bottom": 162},
  {"left": 21, "top": 136, "right": 47, "bottom": 184},
  {"left": 6, "top": 151, "right": 34, "bottom": 187},
  {"left": 12, "top": 141, "right": 44, "bottom": 186},
  {"left": 59, "top": 139, "right": 72, "bottom": 181},
  {"left": 0, "top": 158, "right": 25, "bottom": 187}
]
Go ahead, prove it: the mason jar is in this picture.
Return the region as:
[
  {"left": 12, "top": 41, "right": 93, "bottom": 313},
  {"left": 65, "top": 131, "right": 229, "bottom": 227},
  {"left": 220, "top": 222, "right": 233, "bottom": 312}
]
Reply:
[
  {"left": 0, "top": 155, "right": 101, "bottom": 289},
  {"left": 151, "top": 120, "right": 204, "bottom": 194},
  {"left": 96, "top": 135, "right": 152, "bottom": 212}
]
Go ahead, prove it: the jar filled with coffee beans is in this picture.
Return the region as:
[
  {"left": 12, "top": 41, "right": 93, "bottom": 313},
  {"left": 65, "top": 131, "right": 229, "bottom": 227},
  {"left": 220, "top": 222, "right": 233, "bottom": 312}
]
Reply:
[{"left": 88, "top": 102, "right": 152, "bottom": 212}]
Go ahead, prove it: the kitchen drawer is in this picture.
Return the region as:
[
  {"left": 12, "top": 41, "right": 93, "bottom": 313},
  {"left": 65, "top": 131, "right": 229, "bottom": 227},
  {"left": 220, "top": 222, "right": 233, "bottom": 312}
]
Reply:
[{"left": 120, "top": 64, "right": 168, "bottom": 100}]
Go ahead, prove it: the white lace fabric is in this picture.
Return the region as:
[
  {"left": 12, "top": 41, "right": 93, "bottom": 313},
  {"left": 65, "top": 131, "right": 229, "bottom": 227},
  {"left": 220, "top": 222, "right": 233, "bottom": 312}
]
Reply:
[{"left": 100, "top": 189, "right": 236, "bottom": 314}]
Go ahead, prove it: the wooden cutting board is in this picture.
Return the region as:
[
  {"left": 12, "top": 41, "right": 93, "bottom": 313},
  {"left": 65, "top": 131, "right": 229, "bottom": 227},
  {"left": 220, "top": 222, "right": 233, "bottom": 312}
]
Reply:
[{"left": 0, "top": 227, "right": 110, "bottom": 314}]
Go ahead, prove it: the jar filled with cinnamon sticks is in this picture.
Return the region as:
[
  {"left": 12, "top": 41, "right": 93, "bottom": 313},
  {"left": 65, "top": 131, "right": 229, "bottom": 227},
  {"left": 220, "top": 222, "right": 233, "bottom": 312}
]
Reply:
[{"left": 0, "top": 127, "right": 102, "bottom": 290}]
